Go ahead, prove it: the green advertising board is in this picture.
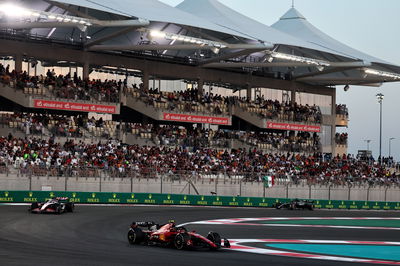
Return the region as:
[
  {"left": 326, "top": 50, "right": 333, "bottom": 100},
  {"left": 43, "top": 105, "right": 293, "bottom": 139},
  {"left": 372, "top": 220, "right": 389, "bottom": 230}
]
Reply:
[{"left": 0, "top": 191, "right": 399, "bottom": 210}]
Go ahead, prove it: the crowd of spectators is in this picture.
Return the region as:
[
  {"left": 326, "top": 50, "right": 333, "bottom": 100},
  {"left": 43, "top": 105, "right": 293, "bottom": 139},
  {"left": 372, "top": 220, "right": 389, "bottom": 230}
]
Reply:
[
  {"left": 130, "top": 86, "right": 228, "bottom": 115},
  {"left": 0, "top": 112, "right": 83, "bottom": 137},
  {"left": 336, "top": 104, "right": 349, "bottom": 116},
  {"left": 335, "top": 133, "right": 348, "bottom": 145},
  {"left": 124, "top": 123, "right": 320, "bottom": 153},
  {"left": 0, "top": 134, "right": 397, "bottom": 186},
  {"left": 238, "top": 96, "right": 322, "bottom": 123},
  {"left": 129, "top": 85, "right": 322, "bottom": 124},
  {"left": 0, "top": 63, "right": 121, "bottom": 103}
]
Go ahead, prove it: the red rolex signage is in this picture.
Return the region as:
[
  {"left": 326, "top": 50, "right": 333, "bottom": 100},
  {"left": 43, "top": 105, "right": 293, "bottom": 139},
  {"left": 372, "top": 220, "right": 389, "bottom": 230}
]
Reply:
[
  {"left": 266, "top": 122, "right": 321, "bottom": 132},
  {"left": 33, "top": 99, "right": 117, "bottom": 114},
  {"left": 163, "top": 113, "right": 230, "bottom": 125}
]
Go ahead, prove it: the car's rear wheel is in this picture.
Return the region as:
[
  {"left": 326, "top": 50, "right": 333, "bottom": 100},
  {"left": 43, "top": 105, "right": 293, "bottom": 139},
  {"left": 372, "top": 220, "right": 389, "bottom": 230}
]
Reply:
[
  {"left": 30, "top": 202, "right": 38, "bottom": 213},
  {"left": 128, "top": 228, "right": 144, "bottom": 244},
  {"left": 207, "top": 232, "right": 221, "bottom": 250},
  {"left": 174, "top": 233, "right": 190, "bottom": 250}
]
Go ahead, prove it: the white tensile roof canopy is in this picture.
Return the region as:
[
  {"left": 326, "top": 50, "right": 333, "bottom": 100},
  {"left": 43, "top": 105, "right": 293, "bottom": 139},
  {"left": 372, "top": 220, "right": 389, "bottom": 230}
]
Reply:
[{"left": 2, "top": 0, "right": 399, "bottom": 86}]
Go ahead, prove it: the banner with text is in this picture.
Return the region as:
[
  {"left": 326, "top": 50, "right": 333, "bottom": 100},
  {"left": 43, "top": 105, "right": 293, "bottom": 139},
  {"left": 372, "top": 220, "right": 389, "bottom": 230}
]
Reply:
[
  {"left": 266, "top": 122, "right": 321, "bottom": 132},
  {"left": 163, "top": 113, "right": 231, "bottom": 125},
  {"left": 33, "top": 99, "right": 117, "bottom": 114},
  {"left": 1, "top": 191, "right": 399, "bottom": 210}
]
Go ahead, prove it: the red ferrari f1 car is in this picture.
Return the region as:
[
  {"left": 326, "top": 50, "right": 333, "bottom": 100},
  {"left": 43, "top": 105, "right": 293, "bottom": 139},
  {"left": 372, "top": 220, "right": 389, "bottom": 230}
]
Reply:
[
  {"left": 127, "top": 220, "right": 230, "bottom": 250},
  {"left": 29, "top": 197, "right": 75, "bottom": 214}
]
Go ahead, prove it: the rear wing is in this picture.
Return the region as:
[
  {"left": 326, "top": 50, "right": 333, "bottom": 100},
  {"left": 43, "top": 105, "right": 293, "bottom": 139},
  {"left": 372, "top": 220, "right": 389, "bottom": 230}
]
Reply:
[{"left": 133, "top": 221, "right": 157, "bottom": 228}]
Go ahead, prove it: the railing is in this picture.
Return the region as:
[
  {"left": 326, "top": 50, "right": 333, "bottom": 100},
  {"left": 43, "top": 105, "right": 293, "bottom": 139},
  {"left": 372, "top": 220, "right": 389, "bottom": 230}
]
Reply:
[{"left": 2, "top": 165, "right": 398, "bottom": 187}]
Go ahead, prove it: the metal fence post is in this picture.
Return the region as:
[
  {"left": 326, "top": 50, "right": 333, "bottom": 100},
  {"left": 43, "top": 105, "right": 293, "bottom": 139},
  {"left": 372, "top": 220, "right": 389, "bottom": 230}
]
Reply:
[
  {"left": 131, "top": 177, "right": 133, "bottom": 193},
  {"left": 160, "top": 175, "right": 163, "bottom": 194},
  {"left": 239, "top": 180, "right": 242, "bottom": 197}
]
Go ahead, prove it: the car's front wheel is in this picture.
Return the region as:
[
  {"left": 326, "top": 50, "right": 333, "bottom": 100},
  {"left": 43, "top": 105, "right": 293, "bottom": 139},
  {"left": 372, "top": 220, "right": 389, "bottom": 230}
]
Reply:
[
  {"left": 207, "top": 232, "right": 221, "bottom": 250},
  {"left": 174, "top": 233, "right": 190, "bottom": 250}
]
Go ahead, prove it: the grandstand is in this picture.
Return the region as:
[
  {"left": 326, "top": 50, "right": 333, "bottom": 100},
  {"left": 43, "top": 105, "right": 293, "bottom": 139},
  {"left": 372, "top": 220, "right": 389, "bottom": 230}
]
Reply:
[{"left": 0, "top": 0, "right": 399, "bottom": 192}]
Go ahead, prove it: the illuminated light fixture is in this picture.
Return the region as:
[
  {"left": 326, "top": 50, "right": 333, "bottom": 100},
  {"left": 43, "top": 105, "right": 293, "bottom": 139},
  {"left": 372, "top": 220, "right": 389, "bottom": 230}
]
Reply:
[
  {"left": 148, "top": 29, "right": 227, "bottom": 49},
  {"left": 271, "top": 52, "right": 330, "bottom": 67},
  {"left": 364, "top": 68, "right": 400, "bottom": 80},
  {"left": 0, "top": 3, "right": 31, "bottom": 17},
  {"left": 0, "top": 3, "right": 94, "bottom": 29},
  {"left": 149, "top": 30, "right": 166, "bottom": 38}
]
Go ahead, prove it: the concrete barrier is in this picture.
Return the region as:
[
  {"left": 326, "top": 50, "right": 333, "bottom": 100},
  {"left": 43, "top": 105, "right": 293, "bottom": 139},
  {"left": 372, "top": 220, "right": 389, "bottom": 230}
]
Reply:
[{"left": 0, "top": 174, "right": 399, "bottom": 202}]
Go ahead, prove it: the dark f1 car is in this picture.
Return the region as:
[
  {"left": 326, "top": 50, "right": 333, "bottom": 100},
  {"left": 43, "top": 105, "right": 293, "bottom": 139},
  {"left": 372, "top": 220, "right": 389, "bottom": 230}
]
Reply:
[
  {"left": 127, "top": 220, "right": 230, "bottom": 250},
  {"left": 274, "top": 199, "right": 314, "bottom": 210},
  {"left": 29, "top": 197, "right": 75, "bottom": 214}
]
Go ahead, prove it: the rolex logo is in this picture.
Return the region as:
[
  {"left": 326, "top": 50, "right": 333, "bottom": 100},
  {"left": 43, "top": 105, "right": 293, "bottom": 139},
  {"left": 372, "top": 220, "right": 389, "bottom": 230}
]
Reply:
[
  {"left": 131, "top": 194, "right": 135, "bottom": 199},
  {"left": 92, "top": 193, "right": 96, "bottom": 198}
]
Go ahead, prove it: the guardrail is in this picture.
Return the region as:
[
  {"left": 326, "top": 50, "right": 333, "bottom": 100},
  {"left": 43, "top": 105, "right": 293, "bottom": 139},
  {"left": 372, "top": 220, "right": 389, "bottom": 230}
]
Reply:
[{"left": 0, "top": 191, "right": 399, "bottom": 210}]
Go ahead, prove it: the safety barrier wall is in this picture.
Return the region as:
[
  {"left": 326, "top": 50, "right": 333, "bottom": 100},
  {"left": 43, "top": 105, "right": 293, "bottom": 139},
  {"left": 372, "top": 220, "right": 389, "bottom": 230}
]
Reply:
[{"left": 1, "top": 191, "right": 400, "bottom": 210}]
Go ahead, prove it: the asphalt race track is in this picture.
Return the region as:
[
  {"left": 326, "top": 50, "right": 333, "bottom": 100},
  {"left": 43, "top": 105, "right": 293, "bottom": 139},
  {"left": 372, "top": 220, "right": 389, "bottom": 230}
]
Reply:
[{"left": 1, "top": 205, "right": 400, "bottom": 266}]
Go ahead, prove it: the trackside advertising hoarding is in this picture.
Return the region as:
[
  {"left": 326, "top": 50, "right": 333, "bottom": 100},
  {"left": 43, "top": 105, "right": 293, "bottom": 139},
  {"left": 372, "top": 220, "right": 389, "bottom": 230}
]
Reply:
[
  {"left": 163, "top": 113, "right": 231, "bottom": 125},
  {"left": 33, "top": 99, "right": 117, "bottom": 114},
  {"left": 0, "top": 191, "right": 399, "bottom": 210},
  {"left": 266, "top": 122, "right": 321, "bottom": 132}
]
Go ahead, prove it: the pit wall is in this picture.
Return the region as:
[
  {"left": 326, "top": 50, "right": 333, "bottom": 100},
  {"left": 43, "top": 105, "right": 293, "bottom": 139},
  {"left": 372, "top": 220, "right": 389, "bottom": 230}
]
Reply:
[
  {"left": 0, "top": 190, "right": 400, "bottom": 211},
  {"left": 1, "top": 174, "right": 399, "bottom": 202}
]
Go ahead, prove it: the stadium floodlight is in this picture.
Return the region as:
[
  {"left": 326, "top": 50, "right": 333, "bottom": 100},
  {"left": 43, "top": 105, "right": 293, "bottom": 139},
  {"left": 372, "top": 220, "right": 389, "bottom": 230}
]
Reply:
[
  {"left": 364, "top": 68, "right": 400, "bottom": 80},
  {"left": 271, "top": 52, "right": 330, "bottom": 67},
  {"left": 148, "top": 29, "right": 227, "bottom": 49},
  {"left": 0, "top": 3, "right": 93, "bottom": 27},
  {"left": 0, "top": 3, "right": 31, "bottom": 17}
]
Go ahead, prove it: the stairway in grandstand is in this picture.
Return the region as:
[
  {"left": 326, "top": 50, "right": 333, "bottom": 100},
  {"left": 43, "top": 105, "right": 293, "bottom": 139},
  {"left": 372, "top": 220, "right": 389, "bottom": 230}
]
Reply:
[
  {"left": 0, "top": 83, "right": 32, "bottom": 108},
  {"left": 232, "top": 104, "right": 266, "bottom": 128},
  {"left": 124, "top": 94, "right": 164, "bottom": 121}
]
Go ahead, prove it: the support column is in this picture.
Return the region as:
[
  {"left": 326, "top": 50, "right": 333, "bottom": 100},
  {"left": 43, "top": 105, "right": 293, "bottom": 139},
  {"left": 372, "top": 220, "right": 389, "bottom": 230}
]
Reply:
[
  {"left": 14, "top": 54, "right": 23, "bottom": 73},
  {"left": 142, "top": 70, "right": 149, "bottom": 92},
  {"left": 83, "top": 61, "right": 90, "bottom": 80},
  {"left": 291, "top": 89, "right": 296, "bottom": 104},
  {"left": 331, "top": 89, "right": 337, "bottom": 156},
  {"left": 197, "top": 79, "right": 204, "bottom": 98},
  {"left": 246, "top": 85, "right": 252, "bottom": 101}
]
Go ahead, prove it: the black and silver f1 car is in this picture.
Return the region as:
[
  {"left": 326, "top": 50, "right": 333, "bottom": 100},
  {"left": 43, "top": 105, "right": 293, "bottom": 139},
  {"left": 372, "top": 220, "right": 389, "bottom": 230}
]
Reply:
[
  {"left": 128, "top": 220, "right": 230, "bottom": 250},
  {"left": 29, "top": 197, "right": 75, "bottom": 214},
  {"left": 274, "top": 199, "right": 314, "bottom": 210}
]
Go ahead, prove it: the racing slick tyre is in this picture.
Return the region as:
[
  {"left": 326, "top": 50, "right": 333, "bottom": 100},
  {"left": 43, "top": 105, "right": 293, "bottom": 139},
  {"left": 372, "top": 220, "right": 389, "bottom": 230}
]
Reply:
[
  {"left": 308, "top": 205, "right": 314, "bottom": 211},
  {"left": 174, "top": 233, "right": 190, "bottom": 250},
  {"left": 207, "top": 232, "right": 221, "bottom": 250},
  {"left": 56, "top": 206, "right": 62, "bottom": 214},
  {"left": 128, "top": 228, "right": 145, "bottom": 245},
  {"left": 30, "top": 202, "right": 39, "bottom": 213},
  {"left": 65, "top": 203, "right": 74, "bottom": 213}
]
